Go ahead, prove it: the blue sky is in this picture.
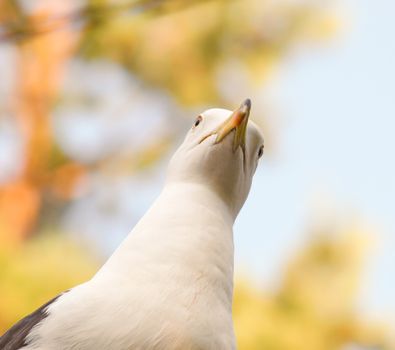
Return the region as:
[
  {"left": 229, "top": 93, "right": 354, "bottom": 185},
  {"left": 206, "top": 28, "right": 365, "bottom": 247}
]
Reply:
[{"left": 235, "top": 0, "right": 395, "bottom": 323}]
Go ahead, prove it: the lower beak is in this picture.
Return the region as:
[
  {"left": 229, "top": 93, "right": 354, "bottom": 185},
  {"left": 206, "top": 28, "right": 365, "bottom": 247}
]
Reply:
[{"left": 215, "top": 99, "right": 251, "bottom": 151}]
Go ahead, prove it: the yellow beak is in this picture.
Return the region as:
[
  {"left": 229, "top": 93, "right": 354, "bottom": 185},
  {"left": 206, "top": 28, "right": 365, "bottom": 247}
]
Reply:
[{"left": 215, "top": 98, "right": 251, "bottom": 151}]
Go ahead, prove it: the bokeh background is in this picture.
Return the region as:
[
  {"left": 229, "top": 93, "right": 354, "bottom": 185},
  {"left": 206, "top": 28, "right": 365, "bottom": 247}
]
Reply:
[{"left": 0, "top": 0, "right": 394, "bottom": 349}]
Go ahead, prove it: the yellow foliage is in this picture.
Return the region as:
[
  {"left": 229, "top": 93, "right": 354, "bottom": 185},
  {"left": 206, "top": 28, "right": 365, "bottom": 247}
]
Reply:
[
  {"left": 0, "top": 234, "right": 98, "bottom": 332},
  {"left": 233, "top": 230, "right": 394, "bottom": 350}
]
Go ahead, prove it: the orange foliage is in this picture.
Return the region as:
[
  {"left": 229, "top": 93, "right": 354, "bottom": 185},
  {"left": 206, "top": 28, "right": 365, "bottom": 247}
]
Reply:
[
  {"left": 0, "top": 181, "right": 40, "bottom": 245},
  {"left": 0, "top": 0, "right": 80, "bottom": 242},
  {"left": 48, "top": 163, "right": 87, "bottom": 200}
]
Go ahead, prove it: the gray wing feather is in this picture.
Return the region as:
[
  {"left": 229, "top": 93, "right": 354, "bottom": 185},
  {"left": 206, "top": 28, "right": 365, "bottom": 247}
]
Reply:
[{"left": 0, "top": 292, "right": 67, "bottom": 350}]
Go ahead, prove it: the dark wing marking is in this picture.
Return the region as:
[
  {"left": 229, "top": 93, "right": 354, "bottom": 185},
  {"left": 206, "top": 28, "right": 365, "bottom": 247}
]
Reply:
[{"left": 0, "top": 291, "right": 68, "bottom": 350}]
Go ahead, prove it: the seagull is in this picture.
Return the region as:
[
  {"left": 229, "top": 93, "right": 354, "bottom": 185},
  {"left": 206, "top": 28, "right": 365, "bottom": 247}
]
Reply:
[{"left": 0, "top": 99, "right": 264, "bottom": 350}]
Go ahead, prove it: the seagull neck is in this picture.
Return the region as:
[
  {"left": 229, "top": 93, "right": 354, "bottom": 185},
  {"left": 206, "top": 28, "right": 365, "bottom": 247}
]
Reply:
[
  {"left": 96, "top": 180, "right": 236, "bottom": 313},
  {"left": 161, "top": 181, "right": 236, "bottom": 225}
]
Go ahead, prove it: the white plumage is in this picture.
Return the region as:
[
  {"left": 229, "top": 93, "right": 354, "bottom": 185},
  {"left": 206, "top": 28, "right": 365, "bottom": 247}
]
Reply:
[{"left": 1, "top": 100, "right": 264, "bottom": 350}]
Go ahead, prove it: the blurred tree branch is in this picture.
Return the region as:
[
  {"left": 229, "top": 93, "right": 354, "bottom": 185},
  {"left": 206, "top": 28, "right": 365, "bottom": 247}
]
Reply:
[
  {"left": 0, "top": 1, "right": 79, "bottom": 243},
  {"left": 0, "top": 0, "right": 215, "bottom": 43}
]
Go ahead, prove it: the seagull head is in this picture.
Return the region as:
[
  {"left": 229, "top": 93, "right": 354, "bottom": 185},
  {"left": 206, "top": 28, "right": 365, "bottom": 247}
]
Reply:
[{"left": 167, "top": 99, "right": 264, "bottom": 217}]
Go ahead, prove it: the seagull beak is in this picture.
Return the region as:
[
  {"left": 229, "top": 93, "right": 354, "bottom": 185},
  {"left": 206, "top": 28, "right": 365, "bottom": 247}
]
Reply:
[{"left": 215, "top": 98, "right": 251, "bottom": 151}]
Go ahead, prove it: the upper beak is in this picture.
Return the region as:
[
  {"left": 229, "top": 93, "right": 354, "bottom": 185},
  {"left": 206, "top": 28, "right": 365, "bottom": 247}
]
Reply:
[{"left": 215, "top": 98, "right": 251, "bottom": 151}]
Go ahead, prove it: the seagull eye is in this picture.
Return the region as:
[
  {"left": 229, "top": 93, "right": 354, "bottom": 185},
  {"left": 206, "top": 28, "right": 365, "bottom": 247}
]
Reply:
[
  {"left": 258, "top": 145, "right": 264, "bottom": 158},
  {"left": 193, "top": 116, "right": 202, "bottom": 128}
]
